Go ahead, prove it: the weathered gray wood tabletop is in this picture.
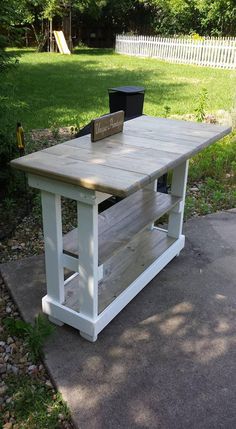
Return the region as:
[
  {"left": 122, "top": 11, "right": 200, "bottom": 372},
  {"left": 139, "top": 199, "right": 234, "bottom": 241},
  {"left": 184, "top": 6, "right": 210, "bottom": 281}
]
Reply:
[{"left": 11, "top": 116, "right": 231, "bottom": 197}]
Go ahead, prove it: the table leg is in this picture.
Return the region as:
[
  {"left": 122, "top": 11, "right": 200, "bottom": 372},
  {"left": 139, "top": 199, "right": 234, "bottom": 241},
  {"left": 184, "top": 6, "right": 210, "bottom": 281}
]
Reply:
[
  {"left": 41, "top": 190, "right": 64, "bottom": 304},
  {"left": 77, "top": 201, "right": 98, "bottom": 342},
  {"left": 168, "top": 160, "right": 189, "bottom": 240}
]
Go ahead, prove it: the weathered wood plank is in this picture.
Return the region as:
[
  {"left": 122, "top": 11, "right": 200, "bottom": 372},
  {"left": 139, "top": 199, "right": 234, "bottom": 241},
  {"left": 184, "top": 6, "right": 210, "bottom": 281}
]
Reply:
[
  {"left": 64, "top": 139, "right": 180, "bottom": 161},
  {"left": 125, "top": 114, "right": 229, "bottom": 133},
  {"left": 123, "top": 128, "right": 216, "bottom": 145},
  {"left": 11, "top": 116, "right": 231, "bottom": 197},
  {"left": 65, "top": 133, "right": 194, "bottom": 154},
  {"left": 54, "top": 135, "right": 181, "bottom": 157},
  {"left": 124, "top": 119, "right": 229, "bottom": 143},
  {"left": 109, "top": 122, "right": 230, "bottom": 163},
  {"left": 63, "top": 189, "right": 181, "bottom": 264},
  {"left": 107, "top": 132, "right": 197, "bottom": 153},
  {"left": 11, "top": 150, "right": 149, "bottom": 197},
  {"left": 44, "top": 143, "right": 178, "bottom": 177},
  {"left": 63, "top": 228, "right": 176, "bottom": 313},
  {"left": 121, "top": 129, "right": 204, "bottom": 145}
]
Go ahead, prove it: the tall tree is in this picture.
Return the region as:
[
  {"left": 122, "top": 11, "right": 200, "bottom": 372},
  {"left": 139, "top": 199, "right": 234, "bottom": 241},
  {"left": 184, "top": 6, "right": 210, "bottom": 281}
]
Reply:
[
  {"left": 138, "top": 0, "right": 236, "bottom": 35},
  {"left": 0, "top": 0, "right": 19, "bottom": 190},
  {"left": 197, "top": 0, "right": 236, "bottom": 35}
]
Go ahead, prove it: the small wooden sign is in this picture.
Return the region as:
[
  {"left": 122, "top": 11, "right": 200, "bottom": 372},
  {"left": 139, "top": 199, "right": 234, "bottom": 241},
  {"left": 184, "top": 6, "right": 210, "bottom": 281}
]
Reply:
[{"left": 91, "top": 111, "right": 124, "bottom": 142}]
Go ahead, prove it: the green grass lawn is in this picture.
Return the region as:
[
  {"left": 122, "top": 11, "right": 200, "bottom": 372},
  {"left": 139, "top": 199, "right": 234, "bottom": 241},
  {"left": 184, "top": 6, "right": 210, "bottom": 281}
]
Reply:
[
  {"left": 1, "top": 47, "right": 235, "bottom": 429},
  {"left": 3, "top": 46, "right": 236, "bottom": 218},
  {"left": 7, "top": 47, "right": 236, "bottom": 131}
]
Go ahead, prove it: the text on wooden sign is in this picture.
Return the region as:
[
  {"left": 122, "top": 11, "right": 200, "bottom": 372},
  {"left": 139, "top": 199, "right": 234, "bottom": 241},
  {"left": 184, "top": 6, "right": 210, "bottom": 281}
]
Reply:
[{"left": 91, "top": 111, "right": 124, "bottom": 142}]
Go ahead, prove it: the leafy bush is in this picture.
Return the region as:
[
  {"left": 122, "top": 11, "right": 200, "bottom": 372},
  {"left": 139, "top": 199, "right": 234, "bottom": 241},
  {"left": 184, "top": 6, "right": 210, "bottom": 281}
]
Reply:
[
  {"left": 185, "top": 131, "right": 236, "bottom": 218},
  {"left": 0, "top": 6, "right": 21, "bottom": 195},
  {"left": 189, "top": 131, "right": 236, "bottom": 182},
  {"left": 4, "top": 314, "right": 55, "bottom": 362},
  {"left": 195, "top": 88, "right": 208, "bottom": 122}
]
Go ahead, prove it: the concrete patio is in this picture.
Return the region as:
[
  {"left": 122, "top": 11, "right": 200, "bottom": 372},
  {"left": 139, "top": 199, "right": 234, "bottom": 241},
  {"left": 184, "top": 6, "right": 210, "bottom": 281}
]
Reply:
[{"left": 1, "top": 209, "right": 236, "bottom": 429}]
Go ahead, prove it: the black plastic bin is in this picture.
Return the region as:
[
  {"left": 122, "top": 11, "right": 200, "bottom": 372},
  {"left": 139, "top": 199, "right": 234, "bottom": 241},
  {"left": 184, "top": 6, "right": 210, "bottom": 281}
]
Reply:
[
  {"left": 108, "top": 86, "right": 145, "bottom": 119},
  {"left": 76, "top": 84, "right": 168, "bottom": 203}
]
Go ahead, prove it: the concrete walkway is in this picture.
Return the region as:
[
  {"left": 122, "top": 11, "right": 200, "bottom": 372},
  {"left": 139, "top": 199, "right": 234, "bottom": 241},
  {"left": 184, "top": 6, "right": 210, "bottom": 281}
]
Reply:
[{"left": 1, "top": 210, "right": 236, "bottom": 429}]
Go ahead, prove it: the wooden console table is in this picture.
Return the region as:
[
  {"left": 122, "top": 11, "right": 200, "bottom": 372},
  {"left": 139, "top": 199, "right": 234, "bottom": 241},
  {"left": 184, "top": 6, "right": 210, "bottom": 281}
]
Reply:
[{"left": 11, "top": 116, "right": 231, "bottom": 341}]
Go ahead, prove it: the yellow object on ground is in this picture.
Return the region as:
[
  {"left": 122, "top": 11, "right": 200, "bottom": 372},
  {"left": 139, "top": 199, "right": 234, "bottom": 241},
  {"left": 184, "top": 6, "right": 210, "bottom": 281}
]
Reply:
[
  {"left": 16, "top": 124, "right": 25, "bottom": 149},
  {"left": 54, "top": 31, "right": 71, "bottom": 55},
  {"left": 16, "top": 122, "right": 25, "bottom": 156}
]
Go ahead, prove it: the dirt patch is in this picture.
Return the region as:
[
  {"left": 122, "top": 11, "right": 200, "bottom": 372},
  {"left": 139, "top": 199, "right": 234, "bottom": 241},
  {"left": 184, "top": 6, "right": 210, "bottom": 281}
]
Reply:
[{"left": 26, "top": 127, "right": 77, "bottom": 152}]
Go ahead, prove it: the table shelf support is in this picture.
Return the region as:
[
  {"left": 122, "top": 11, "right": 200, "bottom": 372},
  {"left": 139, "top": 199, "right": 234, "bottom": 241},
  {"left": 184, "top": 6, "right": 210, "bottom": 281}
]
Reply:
[
  {"left": 145, "top": 179, "right": 157, "bottom": 230},
  {"left": 168, "top": 160, "right": 189, "bottom": 239}
]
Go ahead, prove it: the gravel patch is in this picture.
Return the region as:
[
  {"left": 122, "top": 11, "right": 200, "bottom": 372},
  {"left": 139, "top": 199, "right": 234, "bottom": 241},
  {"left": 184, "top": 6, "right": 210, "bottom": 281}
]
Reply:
[{"left": 0, "top": 275, "right": 74, "bottom": 429}]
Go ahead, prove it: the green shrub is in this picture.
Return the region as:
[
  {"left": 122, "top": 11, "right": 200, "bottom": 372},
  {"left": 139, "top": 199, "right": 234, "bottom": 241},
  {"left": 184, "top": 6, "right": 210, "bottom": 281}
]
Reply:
[
  {"left": 4, "top": 314, "right": 55, "bottom": 362},
  {"left": 185, "top": 132, "right": 236, "bottom": 218},
  {"left": 195, "top": 87, "right": 208, "bottom": 122},
  {"left": 189, "top": 131, "right": 236, "bottom": 182}
]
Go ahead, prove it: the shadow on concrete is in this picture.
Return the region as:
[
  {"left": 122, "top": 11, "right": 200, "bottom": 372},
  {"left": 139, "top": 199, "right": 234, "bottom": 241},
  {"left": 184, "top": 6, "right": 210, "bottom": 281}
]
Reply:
[{"left": 1, "top": 210, "right": 236, "bottom": 429}]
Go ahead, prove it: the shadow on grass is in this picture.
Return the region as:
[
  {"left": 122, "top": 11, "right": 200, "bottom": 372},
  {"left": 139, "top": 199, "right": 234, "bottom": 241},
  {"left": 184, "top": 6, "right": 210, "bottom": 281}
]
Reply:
[
  {"left": 11, "top": 53, "right": 189, "bottom": 129},
  {"left": 9, "top": 48, "right": 37, "bottom": 56},
  {"left": 73, "top": 47, "right": 115, "bottom": 56}
]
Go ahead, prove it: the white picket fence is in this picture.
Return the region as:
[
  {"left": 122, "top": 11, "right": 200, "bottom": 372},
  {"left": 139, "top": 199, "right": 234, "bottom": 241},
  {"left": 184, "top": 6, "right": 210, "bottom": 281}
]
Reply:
[{"left": 115, "top": 35, "right": 236, "bottom": 69}]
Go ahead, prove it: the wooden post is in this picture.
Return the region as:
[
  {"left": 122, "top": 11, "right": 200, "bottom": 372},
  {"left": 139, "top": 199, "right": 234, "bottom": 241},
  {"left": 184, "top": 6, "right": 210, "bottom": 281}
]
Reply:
[
  {"left": 62, "top": 2, "right": 72, "bottom": 52},
  {"left": 49, "top": 19, "right": 53, "bottom": 52}
]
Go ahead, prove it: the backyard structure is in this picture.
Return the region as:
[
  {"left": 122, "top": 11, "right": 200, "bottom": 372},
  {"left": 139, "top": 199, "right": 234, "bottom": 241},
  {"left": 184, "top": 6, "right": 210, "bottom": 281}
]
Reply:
[
  {"left": 49, "top": 0, "right": 72, "bottom": 53},
  {"left": 11, "top": 116, "right": 231, "bottom": 342},
  {"left": 53, "top": 31, "right": 71, "bottom": 54},
  {"left": 116, "top": 35, "right": 236, "bottom": 69}
]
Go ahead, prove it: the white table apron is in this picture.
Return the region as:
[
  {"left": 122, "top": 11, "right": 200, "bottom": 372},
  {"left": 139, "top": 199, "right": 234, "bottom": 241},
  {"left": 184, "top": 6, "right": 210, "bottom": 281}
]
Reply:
[{"left": 28, "top": 159, "right": 189, "bottom": 342}]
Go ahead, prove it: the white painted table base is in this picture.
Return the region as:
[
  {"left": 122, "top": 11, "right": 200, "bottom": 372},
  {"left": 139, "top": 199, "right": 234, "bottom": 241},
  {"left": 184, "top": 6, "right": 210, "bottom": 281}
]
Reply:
[
  {"left": 11, "top": 116, "right": 230, "bottom": 342},
  {"left": 29, "top": 160, "right": 188, "bottom": 342}
]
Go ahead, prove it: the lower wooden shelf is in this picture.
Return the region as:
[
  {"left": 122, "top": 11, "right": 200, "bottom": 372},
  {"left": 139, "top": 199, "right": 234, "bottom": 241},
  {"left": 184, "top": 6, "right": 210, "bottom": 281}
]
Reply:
[
  {"left": 63, "top": 228, "right": 176, "bottom": 314},
  {"left": 63, "top": 189, "right": 181, "bottom": 265}
]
